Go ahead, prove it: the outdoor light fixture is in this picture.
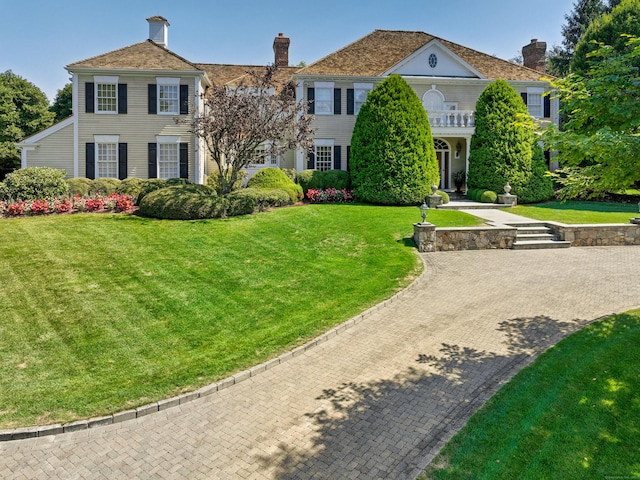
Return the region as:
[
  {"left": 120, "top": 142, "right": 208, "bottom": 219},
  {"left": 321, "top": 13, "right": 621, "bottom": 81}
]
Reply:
[
  {"left": 455, "top": 142, "right": 462, "bottom": 158},
  {"left": 420, "top": 201, "right": 429, "bottom": 223}
]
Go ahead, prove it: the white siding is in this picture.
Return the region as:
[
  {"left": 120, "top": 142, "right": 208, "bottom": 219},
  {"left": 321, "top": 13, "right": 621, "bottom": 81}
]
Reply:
[{"left": 23, "top": 122, "right": 74, "bottom": 176}]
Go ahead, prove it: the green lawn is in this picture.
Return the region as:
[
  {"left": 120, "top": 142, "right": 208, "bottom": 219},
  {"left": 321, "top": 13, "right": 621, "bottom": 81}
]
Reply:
[
  {"left": 0, "top": 204, "right": 480, "bottom": 428},
  {"left": 421, "top": 309, "right": 640, "bottom": 480},
  {"left": 510, "top": 200, "right": 638, "bottom": 224}
]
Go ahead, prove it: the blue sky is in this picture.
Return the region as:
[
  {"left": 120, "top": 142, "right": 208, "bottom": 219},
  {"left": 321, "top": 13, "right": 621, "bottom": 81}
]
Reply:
[{"left": 2, "top": 0, "right": 574, "bottom": 102}]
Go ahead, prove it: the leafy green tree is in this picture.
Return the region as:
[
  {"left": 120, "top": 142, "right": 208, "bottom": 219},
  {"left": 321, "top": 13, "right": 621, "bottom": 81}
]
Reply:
[
  {"left": 543, "top": 36, "right": 640, "bottom": 198},
  {"left": 467, "top": 79, "right": 552, "bottom": 203},
  {"left": 0, "top": 71, "right": 54, "bottom": 179},
  {"left": 50, "top": 83, "right": 72, "bottom": 121},
  {"left": 350, "top": 75, "right": 438, "bottom": 205},
  {"left": 571, "top": 0, "right": 640, "bottom": 74}
]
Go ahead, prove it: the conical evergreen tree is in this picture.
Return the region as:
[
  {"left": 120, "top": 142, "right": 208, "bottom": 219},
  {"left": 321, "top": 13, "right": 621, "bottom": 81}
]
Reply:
[
  {"left": 350, "top": 75, "right": 438, "bottom": 205},
  {"left": 467, "top": 79, "right": 553, "bottom": 203}
]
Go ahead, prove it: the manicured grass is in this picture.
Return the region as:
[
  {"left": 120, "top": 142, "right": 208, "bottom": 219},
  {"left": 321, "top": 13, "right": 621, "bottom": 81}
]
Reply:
[
  {"left": 0, "top": 204, "right": 480, "bottom": 428},
  {"left": 421, "top": 309, "right": 640, "bottom": 480},
  {"left": 510, "top": 200, "right": 638, "bottom": 224}
]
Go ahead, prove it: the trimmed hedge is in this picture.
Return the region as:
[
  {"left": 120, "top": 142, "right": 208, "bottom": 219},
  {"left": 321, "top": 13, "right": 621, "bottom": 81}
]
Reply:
[
  {"left": 115, "top": 178, "right": 144, "bottom": 200},
  {"left": 89, "top": 178, "right": 121, "bottom": 196},
  {"left": 227, "top": 188, "right": 291, "bottom": 212},
  {"left": 247, "top": 168, "right": 303, "bottom": 203},
  {"left": 296, "top": 169, "right": 350, "bottom": 193},
  {"left": 138, "top": 184, "right": 223, "bottom": 220},
  {"left": 3, "top": 167, "right": 69, "bottom": 201},
  {"left": 136, "top": 179, "right": 169, "bottom": 205},
  {"left": 67, "top": 178, "right": 93, "bottom": 197}
]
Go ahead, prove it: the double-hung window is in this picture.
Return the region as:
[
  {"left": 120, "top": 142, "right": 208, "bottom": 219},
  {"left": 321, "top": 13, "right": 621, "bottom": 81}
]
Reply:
[
  {"left": 157, "top": 78, "right": 180, "bottom": 115},
  {"left": 94, "top": 76, "right": 119, "bottom": 113},
  {"left": 314, "top": 82, "right": 334, "bottom": 115},
  {"left": 93, "top": 135, "right": 120, "bottom": 178},
  {"left": 158, "top": 142, "right": 179, "bottom": 179},
  {"left": 353, "top": 83, "right": 373, "bottom": 114},
  {"left": 314, "top": 140, "right": 334, "bottom": 171},
  {"left": 526, "top": 88, "right": 544, "bottom": 118}
]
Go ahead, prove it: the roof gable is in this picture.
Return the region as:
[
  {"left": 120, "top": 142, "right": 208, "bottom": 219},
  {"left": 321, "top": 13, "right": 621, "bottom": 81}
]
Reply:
[
  {"left": 385, "top": 39, "right": 485, "bottom": 79},
  {"left": 67, "top": 40, "right": 202, "bottom": 72},
  {"left": 298, "top": 30, "right": 547, "bottom": 81}
]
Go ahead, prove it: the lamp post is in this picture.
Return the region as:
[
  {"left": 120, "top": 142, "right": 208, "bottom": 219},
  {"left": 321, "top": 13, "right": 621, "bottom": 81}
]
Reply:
[{"left": 420, "top": 200, "right": 429, "bottom": 224}]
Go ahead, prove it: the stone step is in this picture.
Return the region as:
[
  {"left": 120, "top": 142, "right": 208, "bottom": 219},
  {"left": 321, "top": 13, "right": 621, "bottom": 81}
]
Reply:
[
  {"left": 516, "top": 233, "right": 555, "bottom": 241},
  {"left": 515, "top": 226, "right": 551, "bottom": 235},
  {"left": 512, "top": 240, "right": 571, "bottom": 250}
]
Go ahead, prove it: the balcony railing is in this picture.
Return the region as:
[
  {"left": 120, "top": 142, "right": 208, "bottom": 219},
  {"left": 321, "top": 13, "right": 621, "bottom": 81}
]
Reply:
[{"left": 428, "top": 110, "right": 475, "bottom": 128}]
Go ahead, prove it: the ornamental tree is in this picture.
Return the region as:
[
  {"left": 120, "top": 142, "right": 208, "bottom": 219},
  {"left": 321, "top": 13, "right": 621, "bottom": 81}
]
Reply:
[
  {"left": 467, "top": 79, "right": 553, "bottom": 203},
  {"left": 543, "top": 36, "right": 640, "bottom": 198},
  {"left": 0, "top": 70, "right": 54, "bottom": 179},
  {"left": 50, "top": 83, "right": 73, "bottom": 121},
  {"left": 571, "top": 0, "right": 640, "bottom": 74},
  {"left": 186, "top": 65, "right": 314, "bottom": 195},
  {"left": 349, "top": 75, "right": 438, "bottom": 205}
]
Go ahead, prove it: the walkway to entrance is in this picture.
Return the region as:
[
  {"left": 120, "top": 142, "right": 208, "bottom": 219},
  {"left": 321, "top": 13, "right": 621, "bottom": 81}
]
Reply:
[{"left": 2, "top": 247, "right": 640, "bottom": 479}]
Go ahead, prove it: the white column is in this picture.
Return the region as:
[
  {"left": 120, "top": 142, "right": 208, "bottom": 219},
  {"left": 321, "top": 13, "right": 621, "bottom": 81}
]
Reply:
[
  {"left": 465, "top": 136, "right": 471, "bottom": 179},
  {"left": 72, "top": 73, "right": 79, "bottom": 178}
]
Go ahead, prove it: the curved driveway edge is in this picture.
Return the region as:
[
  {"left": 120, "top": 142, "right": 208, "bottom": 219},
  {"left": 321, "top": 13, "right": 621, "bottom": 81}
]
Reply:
[{"left": 1, "top": 246, "right": 639, "bottom": 479}]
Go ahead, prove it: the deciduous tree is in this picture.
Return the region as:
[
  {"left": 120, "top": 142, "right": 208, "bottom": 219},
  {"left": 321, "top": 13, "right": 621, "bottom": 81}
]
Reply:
[
  {"left": 543, "top": 36, "right": 640, "bottom": 198},
  {"left": 0, "top": 71, "right": 54, "bottom": 179},
  {"left": 186, "top": 66, "right": 314, "bottom": 195},
  {"left": 50, "top": 83, "right": 72, "bottom": 121}
]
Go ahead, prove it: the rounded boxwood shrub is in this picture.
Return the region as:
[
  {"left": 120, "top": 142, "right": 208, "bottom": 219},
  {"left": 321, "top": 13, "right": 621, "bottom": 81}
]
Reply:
[
  {"left": 89, "top": 178, "right": 121, "bottom": 196},
  {"left": 136, "top": 179, "right": 169, "bottom": 205},
  {"left": 166, "top": 178, "right": 193, "bottom": 186},
  {"left": 296, "top": 169, "right": 350, "bottom": 193},
  {"left": 435, "top": 190, "right": 450, "bottom": 204},
  {"left": 480, "top": 190, "right": 498, "bottom": 203},
  {"left": 115, "top": 178, "right": 144, "bottom": 200},
  {"left": 247, "top": 167, "right": 303, "bottom": 203},
  {"left": 139, "top": 184, "right": 223, "bottom": 220},
  {"left": 0, "top": 182, "right": 7, "bottom": 200},
  {"left": 225, "top": 191, "right": 258, "bottom": 217},
  {"left": 67, "top": 178, "right": 93, "bottom": 197},
  {"left": 228, "top": 187, "right": 291, "bottom": 212},
  {"left": 3, "top": 167, "right": 69, "bottom": 200}
]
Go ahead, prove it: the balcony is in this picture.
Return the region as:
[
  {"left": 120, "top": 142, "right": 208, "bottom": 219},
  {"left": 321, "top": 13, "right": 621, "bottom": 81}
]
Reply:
[{"left": 427, "top": 110, "right": 475, "bottom": 128}]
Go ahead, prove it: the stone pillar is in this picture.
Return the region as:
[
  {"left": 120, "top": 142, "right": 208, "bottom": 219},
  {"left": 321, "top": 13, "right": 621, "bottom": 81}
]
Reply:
[
  {"left": 498, "top": 194, "right": 517, "bottom": 206},
  {"left": 413, "top": 222, "right": 436, "bottom": 253}
]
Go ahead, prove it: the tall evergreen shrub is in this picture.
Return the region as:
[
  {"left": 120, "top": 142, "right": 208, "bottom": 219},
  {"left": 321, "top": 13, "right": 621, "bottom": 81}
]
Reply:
[
  {"left": 467, "top": 79, "right": 552, "bottom": 203},
  {"left": 350, "top": 75, "right": 438, "bottom": 205}
]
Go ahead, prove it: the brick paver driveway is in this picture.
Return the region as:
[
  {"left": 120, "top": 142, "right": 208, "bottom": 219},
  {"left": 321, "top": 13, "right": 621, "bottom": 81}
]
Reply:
[{"left": 2, "top": 246, "right": 640, "bottom": 479}]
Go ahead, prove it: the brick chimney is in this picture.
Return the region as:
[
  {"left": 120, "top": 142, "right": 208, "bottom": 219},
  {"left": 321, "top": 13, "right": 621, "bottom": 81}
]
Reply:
[
  {"left": 147, "top": 16, "right": 169, "bottom": 48},
  {"left": 522, "top": 38, "right": 547, "bottom": 73},
  {"left": 273, "top": 33, "right": 290, "bottom": 67}
]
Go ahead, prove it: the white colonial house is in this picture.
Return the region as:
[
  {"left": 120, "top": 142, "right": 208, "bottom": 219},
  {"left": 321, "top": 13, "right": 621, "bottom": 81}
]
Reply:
[{"left": 18, "top": 18, "right": 556, "bottom": 191}]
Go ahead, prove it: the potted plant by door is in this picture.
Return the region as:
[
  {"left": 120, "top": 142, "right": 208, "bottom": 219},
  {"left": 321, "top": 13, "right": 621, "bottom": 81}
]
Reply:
[{"left": 454, "top": 170, "right": 465, "bottom": 194}]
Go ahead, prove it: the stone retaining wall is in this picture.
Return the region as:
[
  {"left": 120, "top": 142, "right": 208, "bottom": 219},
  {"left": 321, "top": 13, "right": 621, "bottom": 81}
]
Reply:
[
  {"left": 547, "top": 222, "right": 640, "bottom": 246},
  {"left": 414, "top": 223, "right": 516, "bottom": 252}
]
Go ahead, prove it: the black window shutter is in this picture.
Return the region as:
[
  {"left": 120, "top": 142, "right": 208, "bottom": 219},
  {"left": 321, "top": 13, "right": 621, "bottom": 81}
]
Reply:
[
  {"left": 334, "top": 88, "right": 341, "bottom": 115},
  {"left": 85, "top": 83, "right": 95, "bottom": 113},
  {"left": 347, "top": 89, "right": 354, "bottom": 115},
  {"left": 307, "top": 88, "right": 315, "bottom": 114},
  {"left": 118, "top": 143, "right": 128, "bottom": 180},
  {"left": 520, "top": 92, "right": 528, "bottom": 105},
  {"left": 148, "top": 143, "right": 157, "bottom": 178},
  {"left": 85, "top": 143, "right": 95, "bottom": 179},
  {"left": 307, "top": 151, "right": 315, "bottom": 169},
  {"left": 117, "top": 84, "right": 127, "bottom": 114},
  {"left": 333, "top": 146, "right": 341, "bottom": 170},
  {"left": 179, "top": 143, "right": 188, "bottom": 179},
  {"left": 148, "top": 84, "right": 157, "bottom": 114},
  {"left": 347, "top": 146, "right": 351, "bottom": 172},
  {"left": 180, "top": 85, "right": 189, "bottom": 115},
  {"left": 543, "top": 95, "right": 551, "bottom": 118}
]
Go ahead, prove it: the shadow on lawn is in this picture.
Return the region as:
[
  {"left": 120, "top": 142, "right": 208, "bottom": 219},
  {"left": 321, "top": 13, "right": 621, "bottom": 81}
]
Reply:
[{"left": 254, "top": 315, "right": 586, "bottom": 479}]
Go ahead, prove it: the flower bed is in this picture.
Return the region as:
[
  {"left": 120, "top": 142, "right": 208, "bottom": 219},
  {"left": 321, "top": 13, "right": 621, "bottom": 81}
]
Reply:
[
  {"left": 305, "top": 188, "right": 354, "bottom": 204},
  {"left": 0, "top": 193, "right": 134, "bottom": 218}
]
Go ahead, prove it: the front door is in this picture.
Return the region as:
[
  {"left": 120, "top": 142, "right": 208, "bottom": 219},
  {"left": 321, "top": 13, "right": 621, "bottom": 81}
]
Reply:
[{"left": 437, "top": 151, "right": 450, "bottom": 190}]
